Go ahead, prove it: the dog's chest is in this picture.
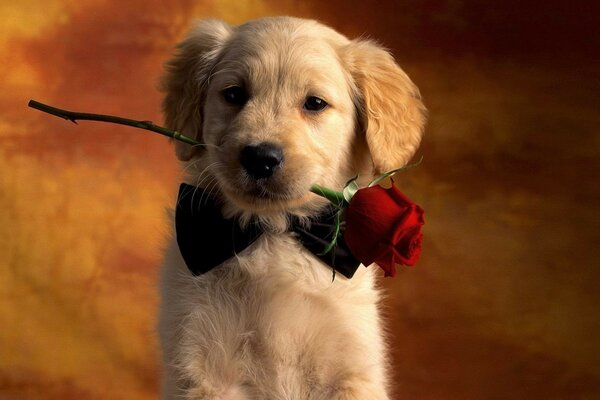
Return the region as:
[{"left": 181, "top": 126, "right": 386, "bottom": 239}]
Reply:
[
  {"left": 161, "top": 233, "right": 379, "bottom": 396},
  {"left": 184, "top": 233, "right": 352, "bottom": 342}
]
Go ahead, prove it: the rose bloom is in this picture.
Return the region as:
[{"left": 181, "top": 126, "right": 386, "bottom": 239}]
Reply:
[{"left": 343, "top": 184, "right": 424, "bottom": 277}]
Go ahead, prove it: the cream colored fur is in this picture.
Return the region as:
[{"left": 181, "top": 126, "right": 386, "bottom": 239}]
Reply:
[{"left": 159, "top": 17, "right": 425, "bottom": 400}]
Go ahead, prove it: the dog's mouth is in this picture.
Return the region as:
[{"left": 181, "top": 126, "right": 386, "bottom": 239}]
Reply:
[
  {"left": 233, "top": 182, "right": 304, "bottom": 205},
  {"left": 219, "top": 176, "right": 317, "bottom": 215},
  {"left": 245, "top": 186, "right": 291, "bottom": 201}
]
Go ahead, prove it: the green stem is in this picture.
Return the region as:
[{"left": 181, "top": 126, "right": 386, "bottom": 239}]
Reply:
[
  {"left": 309, "top": 184, "right": 346, "bottom": 207},
  {"left": 28, "top": 100, "right": 202, "bottom": 146},
  {"left": 367, "top": 155, "right": 423, "bottom": 187}
]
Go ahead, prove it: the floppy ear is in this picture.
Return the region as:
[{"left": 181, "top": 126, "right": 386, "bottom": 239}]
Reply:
[
  {"left": 344, "top": 40, "right": 426, "bottom": 173},
  {"left": 161, "top": 19, "right": 232, "bottom": 161}
]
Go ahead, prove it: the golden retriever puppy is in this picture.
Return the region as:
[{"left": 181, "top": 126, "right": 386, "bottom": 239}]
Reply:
[{"left": 159, "top": 16, "right": 425, "bottom": 400}]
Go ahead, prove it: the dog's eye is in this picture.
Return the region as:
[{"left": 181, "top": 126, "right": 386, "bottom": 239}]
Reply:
[
  {"left": 303, "top": 96, "right": 328, "bottom": 112},
  {"left": 222, "top": 86, "right": 248, "bottom": 106}
]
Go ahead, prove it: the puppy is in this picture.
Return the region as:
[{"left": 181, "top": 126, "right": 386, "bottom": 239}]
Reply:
[{"left": 159, "top": 16, "right": 425, "bottom": 400}]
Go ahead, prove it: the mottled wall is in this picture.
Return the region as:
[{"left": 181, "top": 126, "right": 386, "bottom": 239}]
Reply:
[{"left": 1, "top": 1, "right": 598, "bottom": 399}]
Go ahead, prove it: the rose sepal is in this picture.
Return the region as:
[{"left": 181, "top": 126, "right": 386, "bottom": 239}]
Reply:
[{"left": 367, "top": 156, "right": 423, "bottom": 187}]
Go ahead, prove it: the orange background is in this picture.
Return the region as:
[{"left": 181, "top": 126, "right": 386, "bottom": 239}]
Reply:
[{"left": 1, "top": 1, "right": 599, "bottom": 399}]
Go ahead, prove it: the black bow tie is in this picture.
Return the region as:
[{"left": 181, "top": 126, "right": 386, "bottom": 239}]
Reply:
[{"left": 175, "top": 183, "right": 361, "bottom": 279}]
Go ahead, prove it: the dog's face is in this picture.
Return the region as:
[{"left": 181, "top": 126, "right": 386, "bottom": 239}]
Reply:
[
  {"left": 202, "top": 23, "right": 357, "bottom": 214},
  {"left": 163, "top": 17, "right": 425, "bottom": 224}
]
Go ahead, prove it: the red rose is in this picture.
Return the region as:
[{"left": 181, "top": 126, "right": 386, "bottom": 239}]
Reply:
[{"left": 343, "top": 184, "right": 424, "bottom": 277}]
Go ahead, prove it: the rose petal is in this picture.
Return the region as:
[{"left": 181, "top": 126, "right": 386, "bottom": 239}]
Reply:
[
  {"left": 344, "top": 184, "right": 425, "bottom": 276},
  {"left": 373, "top": 246, "right": 398, "bottom": 277}
]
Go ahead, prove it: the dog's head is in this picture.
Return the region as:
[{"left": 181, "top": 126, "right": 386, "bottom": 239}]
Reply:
[{"left": 162, "top": 17, "right": 425, "bottom": 227}]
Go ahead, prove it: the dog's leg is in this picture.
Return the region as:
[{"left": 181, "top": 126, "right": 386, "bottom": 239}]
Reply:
[
  {"left": 332, "top": 377, "right": 390, "bottom": 400},
  {"left": 161, "top": 360, "right": 251, "bottom": 400},
  {"left": 325, "top": 344, "right": 391, "bottom": 400},
  {"left": 184, "top": 383, "right": 249, "bottom": 400}
]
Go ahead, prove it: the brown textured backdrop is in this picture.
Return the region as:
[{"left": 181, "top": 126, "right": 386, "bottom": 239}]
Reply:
[{"left": 1, "top": 1, "right": 598, "bottom": 399}]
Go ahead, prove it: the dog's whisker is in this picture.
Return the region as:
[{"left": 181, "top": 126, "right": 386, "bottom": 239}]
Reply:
[
  {"left": 194, "top": 162, "right": 219, "bottom": 188},
  {"left": 180, "top": 158, "right": 203, "bottom": 176},
  {"left": 195, "top": 162, "right": 224, "bottom": 207},
  {"left": 194, "top": 173, "right": 215, "bottom": 194},
  {"left": 196, "top": 178, "right": 217, "bottom": 208},
  {"left": 186, "top": 162, "right": 220, "bottom": 211},
  {"left": 177, "top": 159, "right": 218, "bottom": 211},
  {"left": 190, "top": 182, "right": 206, "bottom": 213},
  {"left": 201, "top": 178, "right": 221, "bottom": 207}
]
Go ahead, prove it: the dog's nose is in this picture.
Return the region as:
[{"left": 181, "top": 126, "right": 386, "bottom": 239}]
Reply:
[{"left": 240, "top": 143, "right": 284, "bottom": 179}]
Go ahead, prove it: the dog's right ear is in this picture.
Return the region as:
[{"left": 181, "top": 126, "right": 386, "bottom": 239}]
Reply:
[
  {"left": 343, "top": 40, "right": 426, "bottom": 173},
  {"left": 161, "top": 19, "right": 232, "bottom": 161}
]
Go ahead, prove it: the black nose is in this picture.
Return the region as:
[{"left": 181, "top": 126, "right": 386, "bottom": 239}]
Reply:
[{"left": 240, "top": 143, "right": 284, "bottom": 179}]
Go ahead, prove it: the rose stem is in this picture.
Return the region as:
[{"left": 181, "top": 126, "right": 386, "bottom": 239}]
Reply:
[
  {"left": 309, "top": 185, "right": 346, "bottom": 206},
  {"left": 28, "top": 99, "right": 200, "bottom": 146},
  {"left": 28, "top": 99, "right": 343, "bottom": 203}
]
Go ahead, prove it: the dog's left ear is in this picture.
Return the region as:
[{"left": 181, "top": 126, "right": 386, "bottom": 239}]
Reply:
[
  {"left": 161, "top": 19, "right": 232, "bottom": 161},
  {"left": 344, "top": 40, "right": 426, "bottom": 173}
]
